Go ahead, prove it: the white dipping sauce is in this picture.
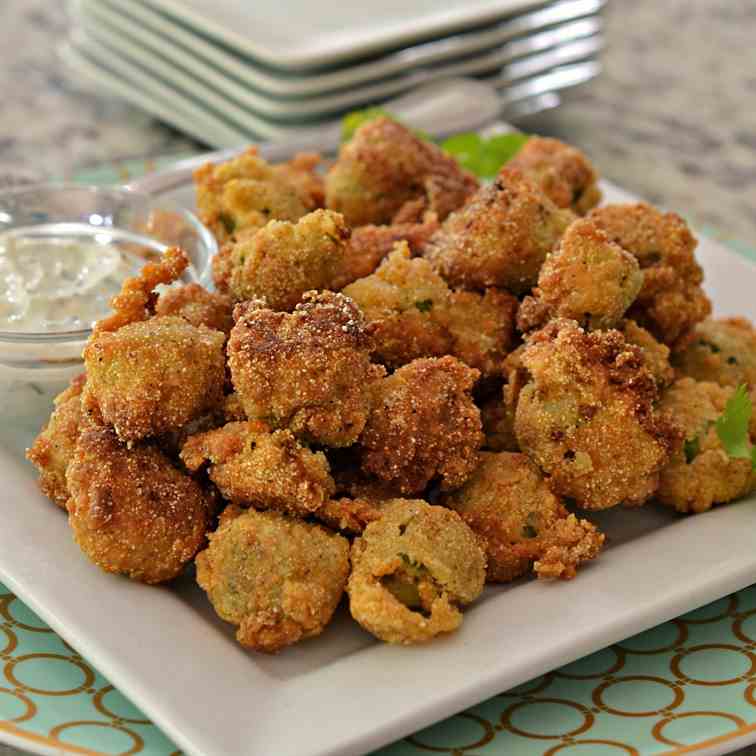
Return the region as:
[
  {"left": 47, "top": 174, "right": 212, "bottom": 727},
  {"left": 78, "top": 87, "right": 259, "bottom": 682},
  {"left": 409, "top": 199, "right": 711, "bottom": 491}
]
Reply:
[{"left": 0, "top": 224, "right": 168, "bottom": 333}]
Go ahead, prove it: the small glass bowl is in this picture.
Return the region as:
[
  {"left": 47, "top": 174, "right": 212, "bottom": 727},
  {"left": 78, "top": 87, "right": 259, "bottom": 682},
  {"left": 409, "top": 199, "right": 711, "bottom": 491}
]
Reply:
[{"left": 0, "top": 184, "right": 216, "bottom": 387}]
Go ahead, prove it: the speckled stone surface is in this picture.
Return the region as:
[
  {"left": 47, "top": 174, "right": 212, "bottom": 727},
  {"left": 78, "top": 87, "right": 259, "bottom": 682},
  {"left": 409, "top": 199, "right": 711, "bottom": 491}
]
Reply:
[{"left": 1, "top": 1, "right": 756, "bottom": 755}]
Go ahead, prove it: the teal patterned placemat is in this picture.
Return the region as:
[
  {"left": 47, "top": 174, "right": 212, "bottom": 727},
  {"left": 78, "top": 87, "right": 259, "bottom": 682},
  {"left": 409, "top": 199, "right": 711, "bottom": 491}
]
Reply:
[{"left": 3, "top": 580, "right": 756, "bottom": 755}]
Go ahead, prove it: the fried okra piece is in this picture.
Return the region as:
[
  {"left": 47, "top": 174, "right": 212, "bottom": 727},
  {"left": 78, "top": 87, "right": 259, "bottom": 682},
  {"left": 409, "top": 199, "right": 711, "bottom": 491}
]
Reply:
[
  {"left": 196, "top": 506, "right": 349, "bottom": 653},
  {"left": 443, "top": 288, "right": 519, "bottom": 378},
  {"left": 325, "top": 117, "right": 478, "bottom": 227},
  {"left": 343, "top": 244, "right": 452, "bottom": 367},
  {"left": 155, "top": 283, "right": 234, "bottom": 335},
  {"left": 228, "top": 291, "right": 385, "bottom": 447},
  {"left": 441, "top": 452, "right": 604, "bottom": 581},
  {"left": 518, "top": 218, "right": 643, "bottom": 332},
  {"left": 347, "top": 499, "right": 486, "bottom": 644},
  {"left": 181, "top": 420, "right": 335, "bottom": 516},
  {"left": 316, "top": 497, "right": 388, "bottom": 535},
  {"left": 360, "top": 356, "right": 483, "bottom": 494},
  {"left": 228, "top": 209, "right": 349, "bottom": 311},
  {"left": 674, "top": 317, "right": 756, "bottom": 389},
  {"left": 26, "top": 374, "right": 86, "bottom": 508},
  {"left": 66, "top": 424, "right": 212, "bottom": 584},
  {"left": 619, "top": 319, "right": 675, "bottom": 389},
  {"left": 514, "top": 320, "right": 679, "bottom": 509},
  {"left": 83, "top": 316, "right": 226, "bottom": 443},
  {"left": 588, "top": 203, "right": 711, "bottom": 346},
  {"left": 334, "top": 215, "right": 440, "bottom": 289},
  {"left": 423, "top": 167, "right": 574, "bottom": 294},
  {"left": 344, "top": 244, "right": 517, "bottom": 375},
  {"left": 507, "top": 136, "right": 601, "bottom": 215},
  {"left": 271, "top": 151, "right": 325, "bottom": 210},
  {"left": 657, "top": 378, "right": 754, "bottom": 513},
  {"left": 194, "top": 148, "right": 311, "bottom": 245}
]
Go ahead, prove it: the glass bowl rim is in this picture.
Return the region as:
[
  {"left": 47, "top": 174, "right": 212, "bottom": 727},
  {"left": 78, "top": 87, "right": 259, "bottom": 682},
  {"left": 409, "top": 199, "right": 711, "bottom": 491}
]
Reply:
[{"left": 0, "top": 182, "right": 214, "bottom": 344}]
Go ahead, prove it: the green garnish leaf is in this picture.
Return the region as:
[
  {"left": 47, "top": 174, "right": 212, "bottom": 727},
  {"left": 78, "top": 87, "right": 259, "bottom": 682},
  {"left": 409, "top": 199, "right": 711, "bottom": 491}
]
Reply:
[
  {"left": 415, "top": 299, "right": 433, "bottom": 313},
  {"left": 441, "top": 131, "right": 529, "bottom": 178},
  {"left": 683, "top": 436, "right": 701, "bottom": 464},
  {"left": 715, "top": 384, "right": 756, "bottom": 469}
]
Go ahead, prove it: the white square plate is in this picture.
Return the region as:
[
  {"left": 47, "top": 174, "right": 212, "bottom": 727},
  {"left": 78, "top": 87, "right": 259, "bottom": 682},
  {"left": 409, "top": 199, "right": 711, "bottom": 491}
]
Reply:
[
  {"left": 76, "top": 0, "right": 602, "bottom": 121},
  {"left": 85, "top": 0, "right": 604, "bottom": 97},
  {"left": 130, "top": 0, "right": 548, "bottom": 70},
  {"left": 1, "top": 172, "right": 755, "bottom": 756}
]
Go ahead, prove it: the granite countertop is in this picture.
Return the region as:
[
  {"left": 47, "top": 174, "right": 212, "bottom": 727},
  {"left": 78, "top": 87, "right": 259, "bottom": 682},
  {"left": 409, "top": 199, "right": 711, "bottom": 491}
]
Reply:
[{"left": 1, "top": 2, "right": 756, "bottom": 756}]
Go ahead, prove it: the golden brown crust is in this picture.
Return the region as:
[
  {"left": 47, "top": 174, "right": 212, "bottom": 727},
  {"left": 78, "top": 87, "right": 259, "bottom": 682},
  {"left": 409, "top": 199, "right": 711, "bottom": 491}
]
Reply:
[
  {"left": 271, "top": 151, "right": 325, "bottom": 210},
  {"left": 94, "top": 247, "right": 188, "bottom": 334},
  {"left": 588, "top": 203, "right": 711, "bottom": 346},
  {"left": 517, "top": 218, "right": 642, "bottom": 332},
  {"left": 83, "top": 316, "right": 226, "bottom": 443},
  {"left": 423, "top": 167, "right": 574, "bottom": 294},
  {"left": 26, "top": 374, "right": 86, "bottom": 508},
  {"left": 196, "top": 506, "right": 349, "bottom": 652},
  {"left": 441, "top": 452, "right": 604, "bottom": 582},
  {"left": 479, "top": 391, "right": 520, "bottom": 453},
  {"left": 227, "top": 209, "right": 349, "bottom": 311},
  {"left": 514, "top": 319, "right": 680, "bottom": 509},
  {"left": 620, "top": 319, "right": 675, "bottom": 389},
  {"left": 360, "top": 356, "right": 483, "bottom": 494},
  {"left": 194, "top": 147, "right": 310, "bottom": 245},
  {"left": 334, "top": 215, "right": 440, "bottom": 289},
  {"left": 181, "top": 420, "right": 335, "bottom": 516},
  {"left": 325, "top": 117, "right": 477, "bottom": 227},
  {"left": 673, "top": 317, "right": 756, "bottom": 389},
  {"left": 347, "top": 499, "right": 486, "bottom": 644},
  {"left": 66, "top": 424, "right": 212, "bottom": 584},
  {"left": 316, "top": 497, "right": 388, "bottom": 534},
  {"left": 507, "top": 136, "right": 601, "bottom": 214},
  {"left": 155, "top": 283, "right": 234, "bottom": 335},
  {"left": 344, "top": 244, "right": 517, "bottom": 376},
  {"left": 657, "top": 378, "right": 754, "bottom": 513},
  {"left": 227, "top": 291, "right": 385, "bottom": 447}
]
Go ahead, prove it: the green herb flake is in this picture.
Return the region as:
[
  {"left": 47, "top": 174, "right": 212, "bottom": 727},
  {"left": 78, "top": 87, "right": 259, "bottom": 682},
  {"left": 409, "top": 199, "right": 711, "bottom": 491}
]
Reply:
[
  {"left": 415, "top": 299, "right": 433, "bottom": 313},
  {"left": 218, "top": 212, "right": 236, "bottom": 235},
  {"left": 522, "top": 524, "right": 538, "bottom": 539},
  {"left": 683, "top": 436, "right": 701, "bottom": 464},
  {"left": 341, "top": 107, "right": 394, "bottom": 141},
  {"left": 715, "top": 384, "right": 756, "bottom": 469}
]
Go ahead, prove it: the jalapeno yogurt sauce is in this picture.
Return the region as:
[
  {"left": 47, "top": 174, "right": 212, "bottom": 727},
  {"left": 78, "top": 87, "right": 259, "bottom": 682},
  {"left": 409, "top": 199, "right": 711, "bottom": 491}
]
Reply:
[{"left": 0, "top": 223, "right": 168, "bottom": 333}]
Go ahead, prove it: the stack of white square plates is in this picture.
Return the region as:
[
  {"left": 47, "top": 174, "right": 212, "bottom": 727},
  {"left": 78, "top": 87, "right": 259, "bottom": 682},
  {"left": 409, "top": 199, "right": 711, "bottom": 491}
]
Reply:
[{"left": 63, "top": 0, "right": 604, "bottom": 147}]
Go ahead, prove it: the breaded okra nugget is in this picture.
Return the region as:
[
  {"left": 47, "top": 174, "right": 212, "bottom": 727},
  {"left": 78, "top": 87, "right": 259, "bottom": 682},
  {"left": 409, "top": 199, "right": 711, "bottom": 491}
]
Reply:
[
  {"left": 228, "top": 210, "right": 349, "bottom": 311},
  {"left": 228, "top": 291, "right": 385, "bottom": 447},
  {"left": 181, "top": 420, "right": 335, "bottom": 516},
  {"left": 423, "top": 167, "right": 574, "bottom": 294},
  {"left": 196, "top": 506, "right": 349, "bottom": 653},
  {"left": 334, "top": 215, "right": 439, "bottom": 289},
  {"left": 66, "top": 424, "right": 212, "bottom": 584},
  {"left": 441, "top": 452, "right": 604, "bottom": 581},
  {"left": 325, "top": 117, "right": 478, "bottom": 227},
  {"left": 518, "top": 218, "right": 642, "bottom": 332},
  {"left": 674, "top": 317, "right": 756, "bottom": 389},
  {"left": 155, "top": 283, "right": 234, "bottom": 335},
  {"left": 344, "top": 244, "right": 518, "bottom": 376},
  {"left": 619, "top": 319, "right": 675, "bottom": 389},
  {"left": 507, "top": 136, "right": 601, "bottom": 215},
  {"left": 360, "top": 356, "right": 483, "bottom": 494},
  {"left": 82, "top": 248, "right": 226, "bottom": 443},
  {"left": 514, "top": 320, "right": 679, "bottom": 509},
  {"left": 588, "top": 203, "right": 711, "bottom": 346},
  {"left": 657, "top": 378, "right": 755, "bottom": 513},
  {"left": 347, "top": 499, "right": 486, "bottom": 644},
  {"left": 194, "top": 147, "right": 313, "bottom": 245},
  {"left": 26, "top": 373, "right": 86, "bottom": 508}
]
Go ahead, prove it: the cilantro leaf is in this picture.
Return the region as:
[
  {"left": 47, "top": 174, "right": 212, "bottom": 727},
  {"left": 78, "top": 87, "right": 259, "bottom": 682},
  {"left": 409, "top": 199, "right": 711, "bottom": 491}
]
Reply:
[
  {"left": 441, "top": 132, "right": 529, "bottom": 178},
  {"left": 341, "top": 107, "right": 395, "bottom": 141},
  {"left": 715, "top": 384, "right": 755, "bottom": 468}
]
